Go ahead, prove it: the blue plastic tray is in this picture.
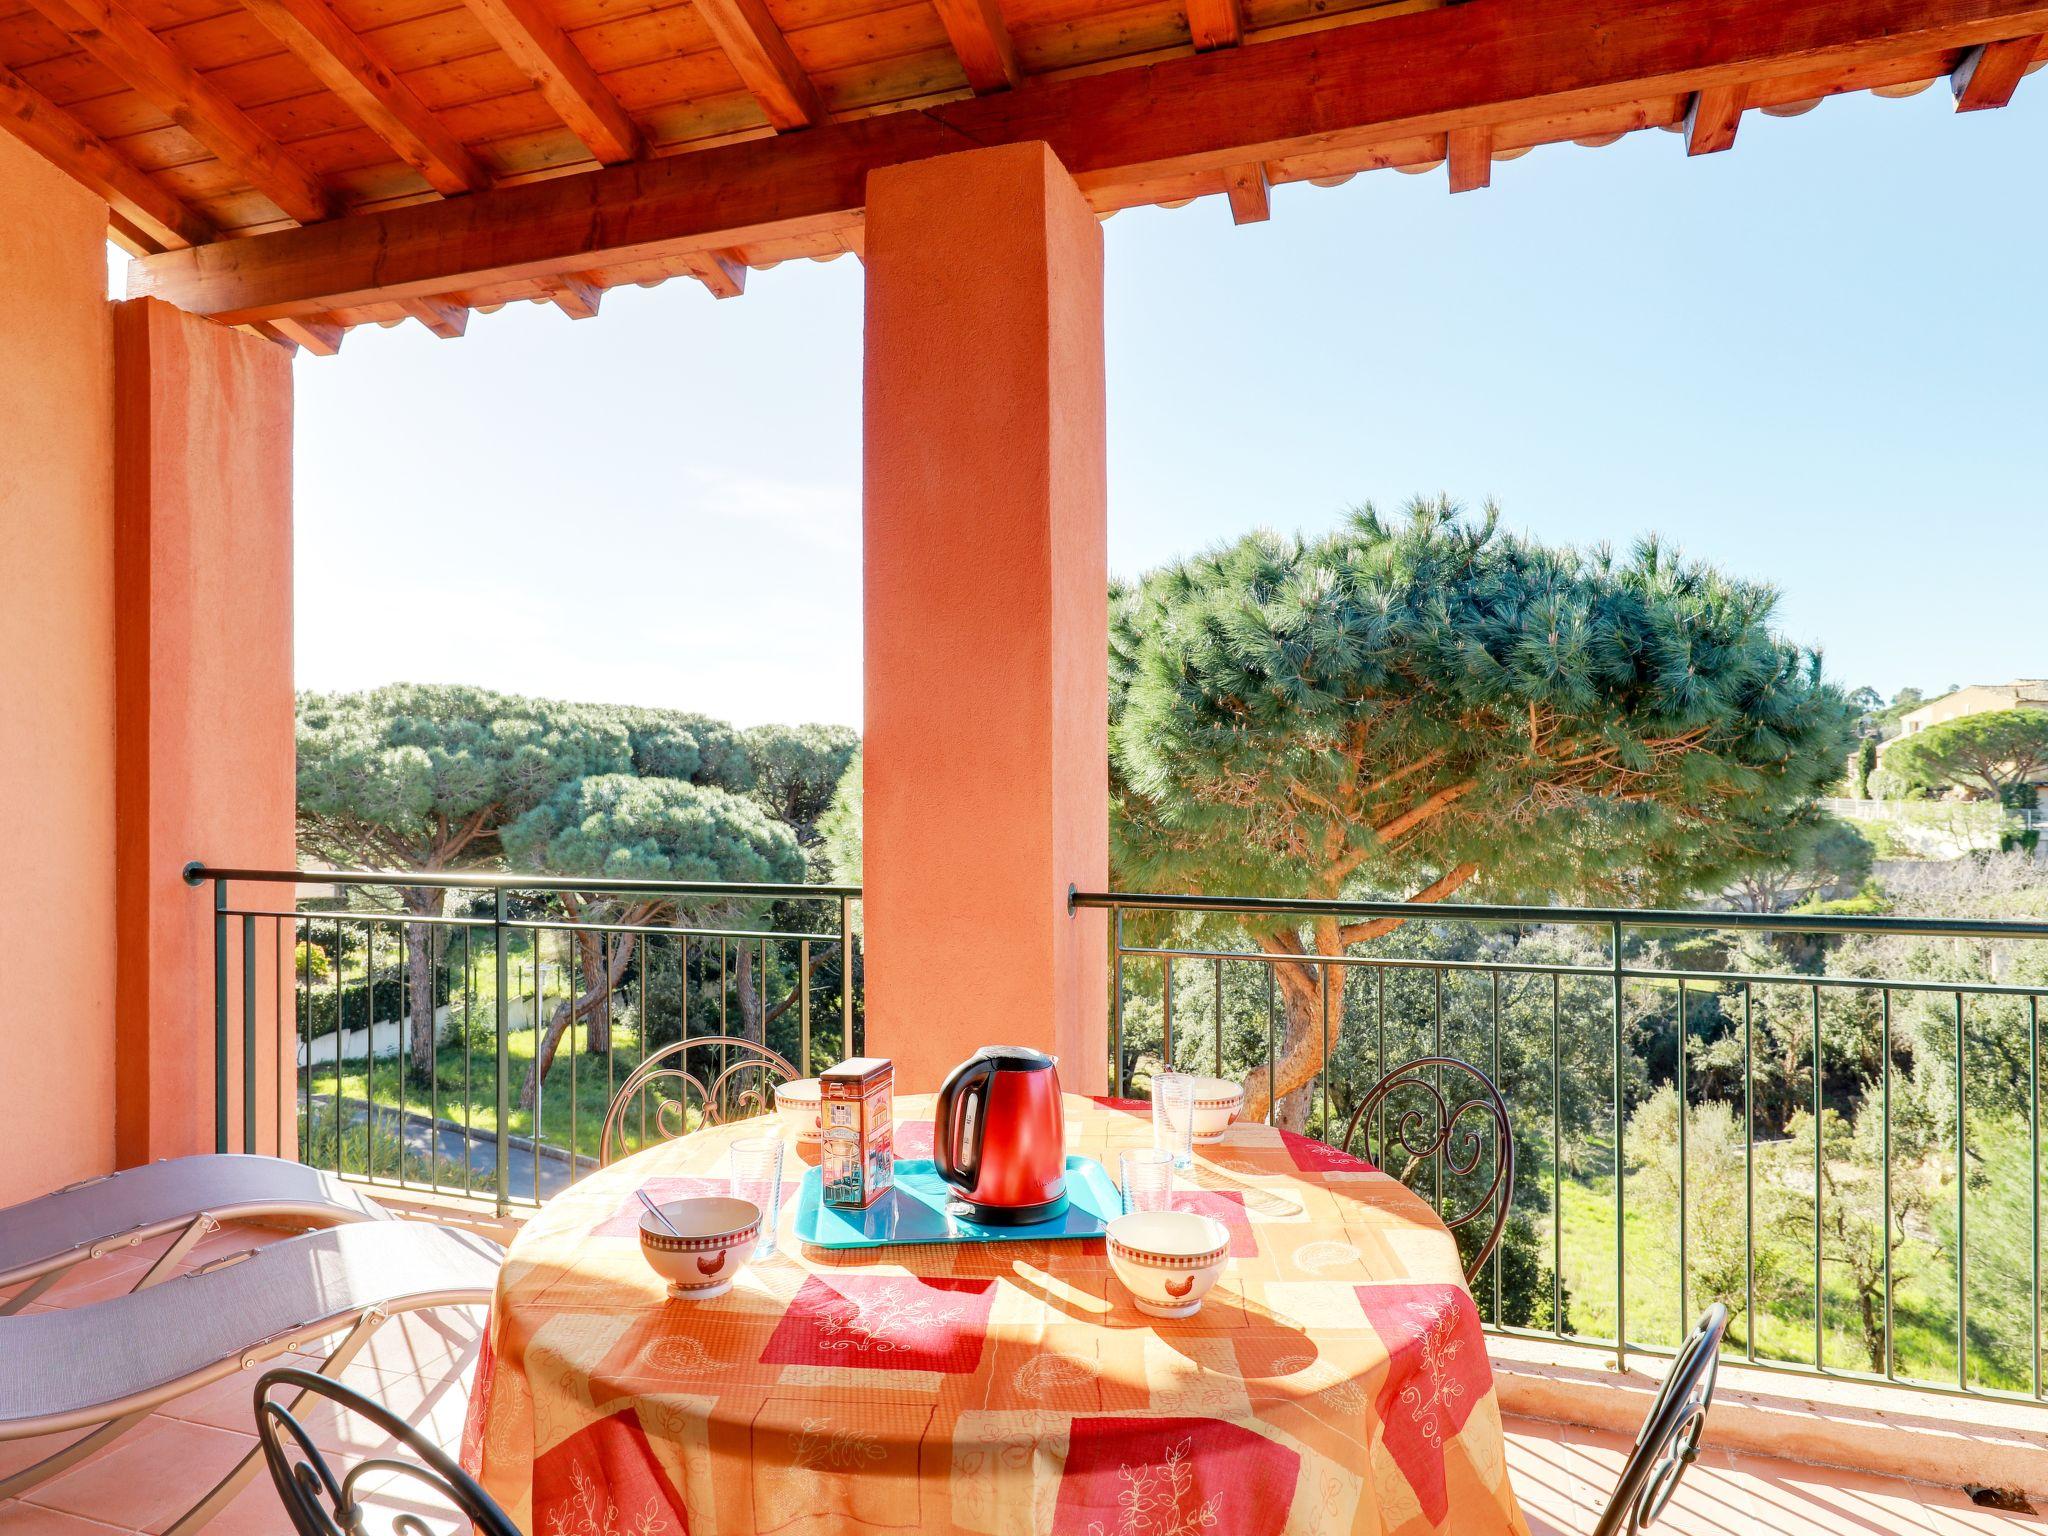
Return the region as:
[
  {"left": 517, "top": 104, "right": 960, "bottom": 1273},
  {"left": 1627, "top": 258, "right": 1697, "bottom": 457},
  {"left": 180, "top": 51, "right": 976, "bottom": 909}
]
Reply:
[{"left": 794, "top": 1155, "right": 1120, "bottom": 1250}]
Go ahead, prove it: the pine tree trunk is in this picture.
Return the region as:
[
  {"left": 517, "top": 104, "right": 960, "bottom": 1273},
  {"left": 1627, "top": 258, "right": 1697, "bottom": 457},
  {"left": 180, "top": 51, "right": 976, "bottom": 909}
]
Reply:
[
  {"left": 518, "top": 933, "right": 636, "bottom": 1109},
  {"left": 402, "top": 887, "right": 445, "bottom": 1080}
]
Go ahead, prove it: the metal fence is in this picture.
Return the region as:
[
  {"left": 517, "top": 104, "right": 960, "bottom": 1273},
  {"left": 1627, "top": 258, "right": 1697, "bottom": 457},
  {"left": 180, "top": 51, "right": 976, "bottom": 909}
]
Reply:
[
  {"left": 1073, "top": 889, "right": 2048, "bottom": 1404},
  {"left": 193, "top": 864, "right": 2048, "bottom": 1402},
  {"left": 189, "top": 864, "right": 858, "bottom": 1214}
]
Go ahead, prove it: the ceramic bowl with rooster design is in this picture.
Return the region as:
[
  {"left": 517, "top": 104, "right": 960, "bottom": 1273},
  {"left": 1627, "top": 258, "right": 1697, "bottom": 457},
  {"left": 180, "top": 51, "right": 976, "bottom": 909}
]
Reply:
[
  {"left": 1107, "top": 1210, "right": 1230, "bottom": 1318},
  {"left": 1187, "top": 1076, "right": 1247, "bottom": 1143},
  {"left": 639, "top": 1195, "right": 761, "bottom": 1300}
]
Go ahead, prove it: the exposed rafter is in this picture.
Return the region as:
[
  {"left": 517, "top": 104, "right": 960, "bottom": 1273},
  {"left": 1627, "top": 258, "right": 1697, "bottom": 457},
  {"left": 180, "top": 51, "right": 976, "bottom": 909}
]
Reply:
[
  {"left": 1184, "top": 0, "right": 1241, "bottom": 51},
  {"left": 403, "top": 297, "right": 469, "bottom": 336},
  {"left": 1446, "top": 123, "right": 1491, "bottom": 190},
  {"left": 929, "top": 0, "right": 1020, "bottom": 92},
  {"left": 683, "top": 249, "right": 748, "bottom": 297},
  {"left": 240, "top": 0, "right": 490, "bottom": 195},
  {"left": 1950, "top": 32, "right": 2042, "bottom": 106},
  {"left": 462, "top": 0, "right": 642, "bottom": 163},
  {"left": 1684, "top": 82, "right": 1747, "bottom": 153},
  {"left": 259, "top": 316, "right": 344, "bottom": 353},
  {"left": 548, "top": 275, "right": 603, "bottom": 317},
  {"left": 691, "top": 0, "right": 826, "bottom": 129},
  {"left": 24, "top": 0, "right": 334, "bottom": 223},
  {"left": 128, "top": 0, "right": 2048, "bottom": 323},
  {"left": 1223, "top": 161, "right": 1268, "bottom": 222},
  {"left": 0, "top": 59, "right": 213, "bottom": 247}
]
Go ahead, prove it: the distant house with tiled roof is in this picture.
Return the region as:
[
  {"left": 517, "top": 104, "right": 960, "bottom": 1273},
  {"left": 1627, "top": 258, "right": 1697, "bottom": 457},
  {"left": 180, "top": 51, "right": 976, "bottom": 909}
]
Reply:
[{"left": 1886, "top": 680, "right": 2048, "bottom": 744}]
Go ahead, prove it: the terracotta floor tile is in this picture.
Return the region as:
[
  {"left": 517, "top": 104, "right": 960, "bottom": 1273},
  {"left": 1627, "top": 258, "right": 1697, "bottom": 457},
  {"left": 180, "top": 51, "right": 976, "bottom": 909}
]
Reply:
[
  {"left": 21, "top": 1418, "right": 255, "bottom": 1535},
  {"left": 0, "top": 1503, "right": 137, "bottom": 1536}
]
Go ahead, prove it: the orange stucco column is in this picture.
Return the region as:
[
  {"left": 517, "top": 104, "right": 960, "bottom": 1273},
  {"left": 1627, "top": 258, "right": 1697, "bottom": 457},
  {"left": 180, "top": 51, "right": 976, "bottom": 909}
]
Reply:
[
  {"left": 860, "top": 141, "right": 1110, "bottom": 1096},
  {"left": 0, "top": 136, "right": 118, "bottom": 1206},
  {"left": 113, "top": 298, "right": 296, "bottom": 1166}
]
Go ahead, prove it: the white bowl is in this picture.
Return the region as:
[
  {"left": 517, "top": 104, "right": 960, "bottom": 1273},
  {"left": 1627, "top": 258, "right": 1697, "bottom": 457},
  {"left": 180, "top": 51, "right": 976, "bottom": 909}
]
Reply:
[
  {"left": 1188, "top": 1077, "right": 1246, "bottom": 1143},
  {"left": 1107, "top": 1210, "right": 1230, "bottom": 1318},
  {"left": 639, "top": 1195, "right": 761, "bottom": 1300},
  {"left": 774, "top": 1078, "right": 822, "bottom": 1142}
]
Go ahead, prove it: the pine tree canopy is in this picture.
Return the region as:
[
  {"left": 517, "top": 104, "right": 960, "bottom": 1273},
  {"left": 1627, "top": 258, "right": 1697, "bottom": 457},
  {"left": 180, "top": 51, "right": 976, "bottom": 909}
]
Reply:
[
  {"left": 1108, "top": 500, "right": 1857, "bottom": 1122},
  {"left": 1881, "top": 708, "right": 2048, "bottom": 802}
]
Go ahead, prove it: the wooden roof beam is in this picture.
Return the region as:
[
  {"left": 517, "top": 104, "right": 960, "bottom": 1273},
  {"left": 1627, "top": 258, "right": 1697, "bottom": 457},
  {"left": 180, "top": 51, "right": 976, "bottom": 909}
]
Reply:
[
  {"left": 692, "top": 0, "right": 826, "bottom": 128},
  {"left": 1684, "top": 81, "right": 1747, "bottom": 153},
  {"left": 548, "top": 274, "right": 603, "bottom": 316},
  {"left": 1184, "top": 0, "right": 1240, "bottom": 51},
  {"left": 930, "top": 0, "right": 1019, "bottom": 92},
  {"left": 684, "top": 249, "right": 747, "bottom": 296},
  {"left": 1223, "top": 161, "right": 1268, "bottom": 222},
  {"left": 129, "top": 0, "right": 2048, "bottom": 322},
  {"left": 25, "top": 0, "right": 334, "bottom": 223},
  {"left": 1446, "top": 123, "right": 1491, "bottom": 190},
  {"left": 463, "top": 0, "right": 641, "bottom": 163},
  {"left": 240, "top": 0, "right": 490, "bottom": 195},
  {"left": 403, "top": 296, "right": 468, "bottom": 336},
  {"left": 1951, "top": 33, "right": 2042, "bottom": 107},
  {"left": 258, "top": 316, "right": 343, "bottom": 353},
  {"left": 0, "top": 59, "right": 213, "bottom": 247}
]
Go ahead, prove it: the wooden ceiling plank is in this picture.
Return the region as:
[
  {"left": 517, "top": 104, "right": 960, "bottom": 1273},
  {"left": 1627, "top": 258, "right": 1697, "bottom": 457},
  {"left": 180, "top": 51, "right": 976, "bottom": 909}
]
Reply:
[
  {"left": 684, "top": 246, "right": 746, "bottom": 294},
  {"left": 259, "top": 314, "right": 343, "bottom": 350},
  {"left": 239, "top": 0, "right": 490, "bottom": 193},
  {"left": 402, "top": 294, "right": 468, "bottom": 333},
  {"left": 691, "top": 0, "right": 825, "bottom": 128},
  {"left": 0, "top": 57, "right": 215, "bottom": 243},
  {"left": 1683, "top": 81, "right": 1745, "bottom": 153},
  {"left": 1222, "top": 158, "right": 1265, "bottom": 221},
  {"left": 1183, "top": 0, "right": 1239, "bottom": 51},
  {"left": 929, "top": 0, "right": 1018, "bottom": 91},
  {"left": 129, "top": 0, "right": 2048, "bottom": 321},
  {"left": 1445, "top": 121, "right": 1489, "bottom": 189},
  {"left": 462, "top": 0, "right": 642, "bottom": 162},
  {"left": 24, "top": 0, "right": 334, "bottom": 221},
  {"left": 1950, "top": 32, "right": 2041, "bottom": 107}
]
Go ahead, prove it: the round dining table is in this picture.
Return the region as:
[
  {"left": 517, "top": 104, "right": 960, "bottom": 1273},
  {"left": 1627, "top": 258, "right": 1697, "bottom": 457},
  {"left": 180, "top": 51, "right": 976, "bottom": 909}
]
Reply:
[{"left": 461, "top": 1092, "right": 1530, "bottom": 1536}]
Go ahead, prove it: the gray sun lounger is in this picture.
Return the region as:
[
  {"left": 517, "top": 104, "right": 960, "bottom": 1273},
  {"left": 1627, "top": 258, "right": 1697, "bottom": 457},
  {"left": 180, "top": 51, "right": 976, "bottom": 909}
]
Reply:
[
  {"left": 0, "top": 1153, "right": 389, "bottom": 1315},
  {"left": 0, "top": 1218, "right": 502, "bottom": 1533}
]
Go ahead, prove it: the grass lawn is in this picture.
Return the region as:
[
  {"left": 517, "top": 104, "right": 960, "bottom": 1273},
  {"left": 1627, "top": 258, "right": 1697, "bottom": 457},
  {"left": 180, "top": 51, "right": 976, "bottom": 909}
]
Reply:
[
  {"left": 1536, "top": 1120, "right": 2039, "bottom": 1393},
  {"left": 299, "top": 1017, "right": 664, "bottom": 1169}
]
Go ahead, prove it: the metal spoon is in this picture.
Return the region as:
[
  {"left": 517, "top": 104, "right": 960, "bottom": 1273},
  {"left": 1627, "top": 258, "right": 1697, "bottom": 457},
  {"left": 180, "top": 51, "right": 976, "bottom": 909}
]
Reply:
[{"left": 636, "top": 1188, "right": 683, "bottom": 1237}]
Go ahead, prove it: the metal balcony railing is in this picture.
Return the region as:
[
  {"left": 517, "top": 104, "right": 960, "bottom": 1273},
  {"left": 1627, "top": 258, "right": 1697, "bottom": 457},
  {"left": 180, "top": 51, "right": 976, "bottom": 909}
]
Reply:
[
  {"left": 193, "top": 864, "right": 2048, "bottom": 1404},
  {"left": 188, "top": 864, "right": 858, "bottom": 1214},
  {"left": 1073, "top": 888, "right": 2048, "bottom": 1405}
]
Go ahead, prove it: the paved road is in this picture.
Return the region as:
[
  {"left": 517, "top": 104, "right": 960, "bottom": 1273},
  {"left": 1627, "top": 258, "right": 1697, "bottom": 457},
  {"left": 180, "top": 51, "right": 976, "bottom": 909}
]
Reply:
[{"left": 306, "top": 1094, "right": 585, "bottom": 1203}]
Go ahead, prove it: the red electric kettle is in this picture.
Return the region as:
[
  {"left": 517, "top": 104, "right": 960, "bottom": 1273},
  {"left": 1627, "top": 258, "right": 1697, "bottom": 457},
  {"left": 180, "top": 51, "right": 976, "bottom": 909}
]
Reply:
[{"left": 933, "top": 1046, "right": 1067, "bottom": 1225}]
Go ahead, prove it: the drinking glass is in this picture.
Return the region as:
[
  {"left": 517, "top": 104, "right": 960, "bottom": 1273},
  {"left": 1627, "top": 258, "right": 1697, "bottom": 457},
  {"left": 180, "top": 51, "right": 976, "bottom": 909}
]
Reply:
[
  {"left": 1153, "top": 1072, "right": 1196, "bottom": 1170},
  {"left": 1119, "top": 1148, "right": 1174, "bottom": 1215},
  {"left": 729, "top": 1135, "right": 785, "bottom": 1257}
]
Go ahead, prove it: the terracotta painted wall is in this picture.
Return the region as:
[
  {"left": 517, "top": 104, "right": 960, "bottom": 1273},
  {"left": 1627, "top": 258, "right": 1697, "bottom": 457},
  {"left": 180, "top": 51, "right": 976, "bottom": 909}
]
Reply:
[
  {"left": 114, "top": 298, "right": 296, "bottom": 1166},
  {"left": 0, "top": 135, "right": 119, "bottom": 1207},
  {"left": 861, "top": 142, "right": 1110, "bottom": 1096}
]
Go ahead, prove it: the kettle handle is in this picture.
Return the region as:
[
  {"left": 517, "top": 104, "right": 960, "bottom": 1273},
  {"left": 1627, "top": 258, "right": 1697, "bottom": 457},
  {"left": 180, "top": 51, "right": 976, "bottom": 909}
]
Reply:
[{"left": 934, "top": 1054, "right": 996, "bottom": 1194}]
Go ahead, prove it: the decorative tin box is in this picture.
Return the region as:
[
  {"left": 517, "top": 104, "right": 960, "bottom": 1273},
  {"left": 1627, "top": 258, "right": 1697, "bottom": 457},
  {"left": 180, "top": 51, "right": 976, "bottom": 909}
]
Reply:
[{"left": 819, "top": 1056, "right": 895, "bottom": 1209}]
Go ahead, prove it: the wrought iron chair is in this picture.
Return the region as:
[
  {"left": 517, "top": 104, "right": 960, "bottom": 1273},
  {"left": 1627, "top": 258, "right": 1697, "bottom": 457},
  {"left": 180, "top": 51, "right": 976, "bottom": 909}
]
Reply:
[
  {"left": 1336, "top": 1056, "right": 1515, "bottom": 1286},
  {"left": 1589, "top": 1303, "right": 1731, "bottom": 1536},
  {"left": 599, "top": 1035, "right": 801, "bottom": 1165},
  {"left": 254, "top": 1365, "right": 521, "bottom": 1536}
]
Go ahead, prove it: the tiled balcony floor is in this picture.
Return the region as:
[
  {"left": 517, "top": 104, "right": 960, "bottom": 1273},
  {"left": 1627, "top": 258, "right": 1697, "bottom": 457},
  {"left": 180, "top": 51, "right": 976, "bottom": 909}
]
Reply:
[{"left": 2, "top": 1220, "right": 2041, "bottom": 1536}]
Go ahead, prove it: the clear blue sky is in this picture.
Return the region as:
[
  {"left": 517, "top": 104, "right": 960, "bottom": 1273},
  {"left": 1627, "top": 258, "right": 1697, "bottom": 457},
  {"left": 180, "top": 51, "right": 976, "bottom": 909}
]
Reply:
[{"left": 283, "top": 84, "right": 2047, "bottom": 728}]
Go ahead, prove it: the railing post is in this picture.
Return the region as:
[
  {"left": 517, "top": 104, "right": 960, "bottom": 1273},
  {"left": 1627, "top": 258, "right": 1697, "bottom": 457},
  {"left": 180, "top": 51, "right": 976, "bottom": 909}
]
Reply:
[
  {"left": 214, "top": 877, "right": 228, "bottom": 1154},
  {"left": 494, "top": 886, "right": 511, "bottom": 1218},
  {"left": 1111, "top": 905, "right": 1125, "bottom": 1098},
  {"left": 1610, "top": 918, "right": 1626, "bottom": 1375},
  {"left": 840, "top": 895, "right": 855, "bottom": 1058},
  {"left": 242, "top": 913, "right": 257, "bottom": 1155}
]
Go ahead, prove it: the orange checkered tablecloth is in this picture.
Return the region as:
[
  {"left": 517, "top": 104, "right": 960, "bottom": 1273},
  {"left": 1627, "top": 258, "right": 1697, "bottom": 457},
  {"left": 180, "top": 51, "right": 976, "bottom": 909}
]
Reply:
[{"left": 462, "top": 1093, "right": 1530, "bottom": 1536}]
